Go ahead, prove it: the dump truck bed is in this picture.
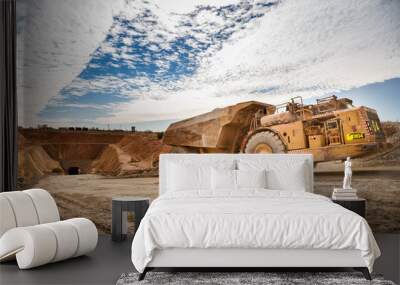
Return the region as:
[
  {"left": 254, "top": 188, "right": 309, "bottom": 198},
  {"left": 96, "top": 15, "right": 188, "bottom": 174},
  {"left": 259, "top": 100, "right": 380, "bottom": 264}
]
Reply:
[{"left": 163, "top": 101, "right": 271, "bottom": 151}]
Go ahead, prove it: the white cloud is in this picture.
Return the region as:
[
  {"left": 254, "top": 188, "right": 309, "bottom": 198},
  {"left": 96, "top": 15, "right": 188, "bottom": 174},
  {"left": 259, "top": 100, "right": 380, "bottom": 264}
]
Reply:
[
  {"left": 197, "top": 0, "right": 400, "bottom": 97},
  {"left": 122, "top": 37, "right": 133, "bottom": 46},
  {"left": 18, "top": 0, "right": 125, "bottom": 127},
  {"left": 114, "top": 0, "right": 400, "bottom": 122}
]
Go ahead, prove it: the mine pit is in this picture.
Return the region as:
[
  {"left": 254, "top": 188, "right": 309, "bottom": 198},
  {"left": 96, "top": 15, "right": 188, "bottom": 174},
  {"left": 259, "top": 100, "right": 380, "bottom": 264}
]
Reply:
[
  {"left": 18, "top": 129, "right": 165, "bottom": 186},
  {"left": 68, "top": 167, "right": 80, "bottom": 175}
]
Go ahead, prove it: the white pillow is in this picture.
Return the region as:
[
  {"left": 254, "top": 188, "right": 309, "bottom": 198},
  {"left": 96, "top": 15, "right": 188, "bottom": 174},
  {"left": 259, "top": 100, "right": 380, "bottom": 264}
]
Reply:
[
  {"left": 167, "top": 162, "right": 210, "bottom": 191},
  {"left": 236, "top": 169, "right": 267, "bottom": 189},
  {"left": 166, "top": 159, "right": 236, "bottom": 192},
  {"left": 238, "top": 159, "right": 307, "bottom": 191},
  {"left": 267, "top": 162, "right": 306, "bottom": 191},
  {"left": 211, "top": 168, "right": 236, "bottom": 191}
]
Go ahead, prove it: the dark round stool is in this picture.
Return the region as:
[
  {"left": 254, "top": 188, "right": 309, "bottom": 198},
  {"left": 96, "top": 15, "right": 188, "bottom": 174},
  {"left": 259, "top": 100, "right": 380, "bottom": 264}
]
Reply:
[{"left": 112, "top": 196, "right": 150, "bottom": 241}]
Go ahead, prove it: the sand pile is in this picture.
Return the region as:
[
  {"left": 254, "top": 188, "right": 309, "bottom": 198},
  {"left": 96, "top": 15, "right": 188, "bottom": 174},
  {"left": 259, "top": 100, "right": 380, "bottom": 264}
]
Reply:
[
  {"left": 19, "top": 145, "right": 63, "bottom": 187},
  {"left": 119, "top": 133, "right": 162, "bottom": 167},
  {"left": 382, "top": 121, "right": 400, "bottom": 145},
  {"left": 92, "top": 133, "right": 164, "bottom": 177},
  {"left": 92, "top": 145, "right": 122, "bottom": 175}
]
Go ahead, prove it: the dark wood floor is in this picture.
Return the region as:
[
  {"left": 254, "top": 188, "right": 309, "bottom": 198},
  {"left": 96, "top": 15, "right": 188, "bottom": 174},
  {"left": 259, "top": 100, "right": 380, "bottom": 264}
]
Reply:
[
  {"left": 0, "top": 234, "right": 399, "bottom": 285},
  {"left": 0, "top": 235, "right": 133, "bottom": 285}
]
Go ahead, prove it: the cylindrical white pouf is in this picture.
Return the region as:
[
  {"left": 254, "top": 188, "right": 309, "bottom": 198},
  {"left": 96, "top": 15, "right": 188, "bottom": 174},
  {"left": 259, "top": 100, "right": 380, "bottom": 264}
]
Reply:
[
  {"left": 0, "top": 226, "right": 57, "bottom": 269},
  {"left": 65, "top": 218, "right": 98, "bottom": 257},
  {"left": 43, "top": 221, "right": 79, "bottom": 262}
]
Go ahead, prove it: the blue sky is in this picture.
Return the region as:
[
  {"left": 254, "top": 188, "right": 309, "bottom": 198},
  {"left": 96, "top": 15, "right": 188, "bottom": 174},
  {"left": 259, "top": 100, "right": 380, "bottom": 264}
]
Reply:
[
  {"left": 18, "top": 0, "right": 400, "bottom": 130},
  {"left": 338, "top": 78, "right": 400, "bottom": 122},
  {"left": 37, "top": 1, "right": 278, "bottom": 128},
  {"left": 304, "top": 78, "right": 400, "bottom": 122}
]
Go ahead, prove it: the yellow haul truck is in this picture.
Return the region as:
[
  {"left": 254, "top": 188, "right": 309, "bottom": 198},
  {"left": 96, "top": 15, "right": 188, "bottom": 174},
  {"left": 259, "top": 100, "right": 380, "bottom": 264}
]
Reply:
[{"left": 163, "top": 96, "right": 387, "bottom": 162}]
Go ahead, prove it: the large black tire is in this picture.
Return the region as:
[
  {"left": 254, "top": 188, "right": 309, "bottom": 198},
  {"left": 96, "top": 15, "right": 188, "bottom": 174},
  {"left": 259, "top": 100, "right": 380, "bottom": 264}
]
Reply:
[{"left": 244, "top": 131, "right": 285, "bottom": 153}]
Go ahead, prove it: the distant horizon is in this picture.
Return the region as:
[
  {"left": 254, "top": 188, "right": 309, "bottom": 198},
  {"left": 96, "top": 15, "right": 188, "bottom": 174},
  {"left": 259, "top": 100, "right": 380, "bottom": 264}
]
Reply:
[
  {"left": 17, "top": 124, "right": 166, "bottom": 132},
  {"left": 18, "top": 115, "right": 400, "bottom": 133}
]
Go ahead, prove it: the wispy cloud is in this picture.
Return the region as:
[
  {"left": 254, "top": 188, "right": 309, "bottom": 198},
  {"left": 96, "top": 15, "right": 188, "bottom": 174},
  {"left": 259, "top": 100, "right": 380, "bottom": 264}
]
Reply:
[{"left": 17, "top": 0, "right": 125, "bottom": 126}]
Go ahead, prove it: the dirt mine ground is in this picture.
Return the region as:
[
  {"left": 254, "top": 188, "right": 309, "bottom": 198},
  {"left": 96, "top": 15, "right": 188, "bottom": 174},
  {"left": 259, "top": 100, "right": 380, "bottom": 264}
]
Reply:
[
  {"left": 34, "top": 175, "right": 159, "bottom": 234},
  {"left": 35, "top": 171, "right": 400, "bottom": 234},
  {"left": 314, "top": 170, "right": 400, "bottom": 233}
]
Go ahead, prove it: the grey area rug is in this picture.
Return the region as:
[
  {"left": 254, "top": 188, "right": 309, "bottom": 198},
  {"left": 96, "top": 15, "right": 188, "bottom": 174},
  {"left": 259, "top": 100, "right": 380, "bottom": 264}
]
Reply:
[{"left": 116, "top": 272, "right": 396, "bottom": 285}]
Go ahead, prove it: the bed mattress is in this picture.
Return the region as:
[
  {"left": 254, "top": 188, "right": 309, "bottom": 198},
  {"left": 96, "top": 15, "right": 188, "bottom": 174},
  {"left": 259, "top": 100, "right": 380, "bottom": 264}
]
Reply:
[{"left": 131, "top": 190, "right": 380, "bottom": 273}]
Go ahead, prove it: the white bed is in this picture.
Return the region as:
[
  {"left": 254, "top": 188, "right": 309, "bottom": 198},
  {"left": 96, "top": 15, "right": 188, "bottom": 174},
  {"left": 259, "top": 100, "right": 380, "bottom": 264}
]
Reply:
[{"left": 131, "top": 154, "right": 380, "bottom": 280}]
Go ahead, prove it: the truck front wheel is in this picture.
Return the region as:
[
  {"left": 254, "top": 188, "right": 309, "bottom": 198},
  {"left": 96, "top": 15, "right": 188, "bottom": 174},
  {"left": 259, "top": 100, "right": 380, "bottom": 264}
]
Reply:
[{"left": 244, "top": 131, "right": 285, "bottom": 154}]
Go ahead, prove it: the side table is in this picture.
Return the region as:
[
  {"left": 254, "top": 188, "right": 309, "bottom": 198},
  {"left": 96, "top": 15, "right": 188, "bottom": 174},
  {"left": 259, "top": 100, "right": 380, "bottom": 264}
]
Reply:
[
  {"left": 332, "top": 198, "right": 366, "bottom": 218},
  {"left": 112, "top": 196, "right": 150, "bottom": 241}
]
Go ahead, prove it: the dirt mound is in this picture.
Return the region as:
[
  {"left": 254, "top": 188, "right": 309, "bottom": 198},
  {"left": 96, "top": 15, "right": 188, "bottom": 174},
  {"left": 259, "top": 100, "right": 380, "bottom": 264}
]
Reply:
[
  {"left": 118, "top": 133, "right": 161, "bottom": 167},
  {"left": 92, "top": 133, "right": 164, "bottom": 177},
  {"left": 382, "top": 121, "right": 400, "bottom": 145},
  {"left": 19, "top": 145, "right": 63, "bottom": 187},
  {"left": 92, "top": 145, "right": 122, "bottom": 175}
]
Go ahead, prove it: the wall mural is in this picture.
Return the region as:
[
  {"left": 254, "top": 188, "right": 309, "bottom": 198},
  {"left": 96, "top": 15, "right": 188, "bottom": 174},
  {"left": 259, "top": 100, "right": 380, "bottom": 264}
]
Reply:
[{"left": 17, "top": 0, "right": 400, "bottom": 234}]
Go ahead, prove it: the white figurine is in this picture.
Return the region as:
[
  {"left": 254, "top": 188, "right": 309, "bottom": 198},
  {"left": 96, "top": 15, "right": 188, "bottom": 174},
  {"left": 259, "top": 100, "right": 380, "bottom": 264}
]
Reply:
[{"left": 343, "top": 157, "right": 352, "bottom": 189}]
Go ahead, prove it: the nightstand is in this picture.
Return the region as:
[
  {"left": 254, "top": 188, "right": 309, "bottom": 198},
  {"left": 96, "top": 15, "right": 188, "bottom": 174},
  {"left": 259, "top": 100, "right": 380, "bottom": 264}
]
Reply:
[
  {"left": 112, "top": 196, "right": 150, "bottom": 241},
  {"left": 332, "top": 198, "right": 366, "bottom": 218}
]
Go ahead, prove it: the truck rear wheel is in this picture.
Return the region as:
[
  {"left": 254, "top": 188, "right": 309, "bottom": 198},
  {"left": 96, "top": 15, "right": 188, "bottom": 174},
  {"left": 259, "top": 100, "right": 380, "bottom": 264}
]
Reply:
[{"left": 244, "top": 131, "right": 285, "bottom": 154}]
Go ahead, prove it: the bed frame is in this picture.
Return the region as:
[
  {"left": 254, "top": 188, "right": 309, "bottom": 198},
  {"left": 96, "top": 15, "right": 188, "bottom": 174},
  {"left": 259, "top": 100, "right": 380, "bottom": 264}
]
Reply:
[
  {"left": 140, "top": 248, "right": 370, "bottom": 280},
  {"left": 139, "top": 154, "right": 371, "bottom": 280}
]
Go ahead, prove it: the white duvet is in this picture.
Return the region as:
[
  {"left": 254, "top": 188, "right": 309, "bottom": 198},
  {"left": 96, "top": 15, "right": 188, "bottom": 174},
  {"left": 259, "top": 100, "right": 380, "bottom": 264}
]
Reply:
[{"left": 131, "top": 190, "right": 380, "bottom": 273}]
